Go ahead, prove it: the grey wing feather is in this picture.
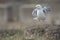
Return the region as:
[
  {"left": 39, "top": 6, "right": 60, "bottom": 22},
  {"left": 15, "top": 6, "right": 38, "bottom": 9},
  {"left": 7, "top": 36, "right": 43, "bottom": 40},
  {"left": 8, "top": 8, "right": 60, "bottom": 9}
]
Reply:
[{"left": 32, "top": 9, "right": 37, "bottom": 17}]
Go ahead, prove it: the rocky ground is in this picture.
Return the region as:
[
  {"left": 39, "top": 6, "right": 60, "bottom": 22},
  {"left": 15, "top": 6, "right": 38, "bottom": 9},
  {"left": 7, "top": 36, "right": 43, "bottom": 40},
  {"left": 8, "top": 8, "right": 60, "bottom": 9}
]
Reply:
[{"left": 0, "top": 24, "right": 60, "bottom": 40}]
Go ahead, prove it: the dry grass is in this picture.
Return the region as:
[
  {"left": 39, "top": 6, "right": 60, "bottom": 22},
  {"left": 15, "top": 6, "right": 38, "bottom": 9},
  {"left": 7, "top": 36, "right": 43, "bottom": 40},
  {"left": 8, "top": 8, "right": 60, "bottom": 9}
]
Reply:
[{"left": 0, "top": 25, "right": 60, "bottom": 40}]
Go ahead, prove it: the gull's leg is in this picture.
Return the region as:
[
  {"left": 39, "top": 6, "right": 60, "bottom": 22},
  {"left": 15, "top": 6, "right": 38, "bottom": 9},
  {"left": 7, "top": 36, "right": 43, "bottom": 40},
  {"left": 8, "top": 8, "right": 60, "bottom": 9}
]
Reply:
[
  {"left": 33, "top": 17, "right": 39, "bottom": 27},
  {"left": 38, "top": 19, "right": 44, "bottom": 25}
]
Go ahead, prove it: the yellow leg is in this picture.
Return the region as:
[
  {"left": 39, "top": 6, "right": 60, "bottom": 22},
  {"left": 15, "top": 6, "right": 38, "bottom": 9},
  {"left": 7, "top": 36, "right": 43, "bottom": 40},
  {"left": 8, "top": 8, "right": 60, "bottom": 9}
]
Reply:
[{"left": 38, "top": 20, "right": 43, "bottom": 25}]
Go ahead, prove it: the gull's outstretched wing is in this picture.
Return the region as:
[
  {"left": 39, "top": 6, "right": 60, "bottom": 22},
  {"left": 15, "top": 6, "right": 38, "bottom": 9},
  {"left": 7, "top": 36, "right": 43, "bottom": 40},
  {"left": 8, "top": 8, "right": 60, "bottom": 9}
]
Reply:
[{"left": 43, "top": 6, "right": 51, "bottom": 13}]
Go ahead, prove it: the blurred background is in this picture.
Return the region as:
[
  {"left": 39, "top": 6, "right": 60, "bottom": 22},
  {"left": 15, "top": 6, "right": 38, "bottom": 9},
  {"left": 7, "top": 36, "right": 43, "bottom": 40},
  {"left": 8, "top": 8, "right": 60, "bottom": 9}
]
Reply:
[
  {"left": 0, "top": 0, "right": 60, "bottom": 40},
  {"left": 0, "top": 0, "right": 60, "bottom": 30}
]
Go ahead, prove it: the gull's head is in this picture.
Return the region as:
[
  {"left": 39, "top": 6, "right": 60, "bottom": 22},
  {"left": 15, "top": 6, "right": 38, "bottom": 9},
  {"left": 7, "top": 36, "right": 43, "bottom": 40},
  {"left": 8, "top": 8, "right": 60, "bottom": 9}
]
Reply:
[{"left": 35, "top": 4, "right": 42, "bottom": 9}]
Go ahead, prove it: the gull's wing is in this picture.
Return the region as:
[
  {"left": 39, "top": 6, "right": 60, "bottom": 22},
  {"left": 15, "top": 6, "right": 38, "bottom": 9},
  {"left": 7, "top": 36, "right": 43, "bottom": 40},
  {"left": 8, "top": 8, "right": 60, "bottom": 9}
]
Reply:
[
  {"left": 32, "top": 9, "right": 37, "bottom": 17},
  {"left": 43, "top": 6, "right": 51, "bottom": 13}
]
